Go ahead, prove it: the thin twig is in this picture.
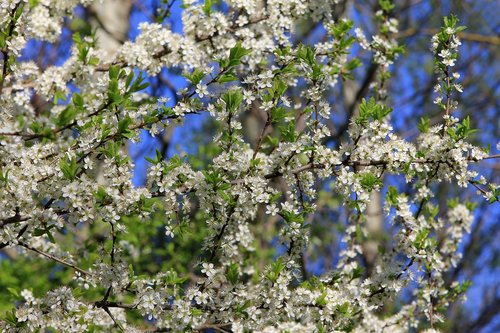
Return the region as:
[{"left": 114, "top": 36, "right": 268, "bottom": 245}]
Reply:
[{"left": 18, "top": 242, "right": 91, "bottom": 276}]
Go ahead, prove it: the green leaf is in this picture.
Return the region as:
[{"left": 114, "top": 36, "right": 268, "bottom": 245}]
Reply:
[
  {"left": 125, "top": 71, "right": 134, "bottom": 88},
  {"left": 279, "top": 121, "right": 297, "bottom": 142},
  {"left": 359, "top": 172, "right": 382, "bottom": 191},
  {"left": 226, "top": 263, "right": 239, "bottom": 284},
  {"left": 162, "top": 270, "right": 188, "bottom": 285},
  {"left": 425, "top": 204, "right": 439, "bottom": 219},
  {"left": 281, "top": 210, "right": 305, "bottom": 225},
  {"left": 55, "top": 106, "right": 77, "bottom": 127},
  {"left": 217, "top": 73, "right": 238, "bottom": 83},
  {"left": 0, "top": 33, "right": 6, "bottom": 49},
  {"left": 202, "top": 169, "right": 224, "bottom": 186},
  {"left": 108, "top": 79, "right": 121, "bottom": 103},
  {"left": 221, "top": 90, "right": 243, "bottom": 113},
  {"left": 0, "top": 169, "right": 9, "bottom": 184},
  {"left": 72, "top": 93, "right": 84, "bottom": 108},
  {"left": 453, "top": 280, "right": 472, "bottom": 295},
  {"left": 202, "top": 0, "right": 212, "bottom": 15},
  {"left": 417, "top": 117, "right": 430, "bottom": 133},
  {"left": 163, "top": 154, "right": 184, "bottom": 173},
  {"left": 109, "top": 65, "right": 120, "bottom": 80},
  {"left": 218, "top": 189, "right": 231, "bottom": 202},
  {"left": 269, "top": 192, "right": 282, "bottom": 203},
  {"left": 183, "top": 68, "right": 205, "bottom": 85},
  {"left": 378, "top": 0, "right": 395, "bottom": 12},
  {"left": 272, "top": 79, "right": 287, "bottom": 97},
  {"left": 351, "top": 266, "right": 364, "bottom": 280},
  {"left": 250, "top": 158, "right": 261, "bottom": 168},
  {"left": 7, "top": 287, "right": 19, "bottom": 298},
  {"left": 93, "top": 186, "right": 111, "bottom": 207},
  {"left": 330, "top": 20, "right": 354, "bottom": 39},
  {"left": 227, "top": 42, "right": 251, "bottom": 68},
  {"left": 315, "top": 292, "right": 327, "bottom": 306},
  {"left": 129, "top": 73, "right": 150, "bottom": 93},
  {"left": 386, "top": 186, "right": 398, "bottom": 205},
  {"left": 1, "top": 308, "right": 18, "bottom": 325},
  {"left": 264, "top": 135, "right": 279, "bottom": 148},
  {"left": 447, "top": 197, "right": 460, "bottom": 209},
  {"left": 46, "top": 231, "right": 56, "bottom": 243},
  {"left": 455, "top": 116, "right": 477, "bottom": 139},
  {"left": 345, "top": 58, "right": 361, "bottom": 71},
  {"left": 487, "top": 185, "right": 500, "bottom": 204},
  {"left": 270, "top": 106, "right": 287, "bottom": 123},
  {"left": 356, "top": 97, "right": 392, "bottom": 125},
  {"left": 88, "top": 56, "right": 100, "bottom": 66},
  {"left": 355, "top": 224, "right": 364, "bottom": 243},
  {"left": 296, "top": 45, "right": 316, "bottom": 67},
  {"left": 266, "top": 258, "right": 286, "bottom": 283},
  {"left": 59, "top": 158, "right": 79, "bottom": 181},
  {"left": 337, "top": 302, "right": 350, "bottom": 315},
  {"left": 235, "top": 300, "right": 251, "bottom": 319},
  {"left": 145, "top": 149, "right": 164, "bottom": 164},
  {"left": 53, "top": 90, "right": 67, "bottom": 104},
  {"left": 117, "top": 116, "right": 135, "bottom": 139}
]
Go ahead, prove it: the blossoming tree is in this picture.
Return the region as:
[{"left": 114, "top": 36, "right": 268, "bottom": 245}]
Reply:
[{"left": 0, "top": 0, "right": 499, "bottom": 332}]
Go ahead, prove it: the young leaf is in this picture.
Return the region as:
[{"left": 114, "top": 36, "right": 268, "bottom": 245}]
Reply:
[{"left": 227, "top": 42, "right": 251, "bottom": 68}]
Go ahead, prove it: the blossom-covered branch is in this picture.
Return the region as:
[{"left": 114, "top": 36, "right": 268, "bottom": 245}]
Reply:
[{"left": 0, "top": 1, "right": 498, "bottom": 332}]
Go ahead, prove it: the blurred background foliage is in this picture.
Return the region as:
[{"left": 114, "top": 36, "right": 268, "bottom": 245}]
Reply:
[{"left": 1, "top": 0, "right": 499, "bottom": 332}]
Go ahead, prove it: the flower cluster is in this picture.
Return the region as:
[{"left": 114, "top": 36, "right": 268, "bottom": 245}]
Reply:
[
  {"left": 0, "top": 1, "right": 498, "bottom": 332},
  {"left": 431, "top": 15, "right": 465, "bottom": 122}
]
